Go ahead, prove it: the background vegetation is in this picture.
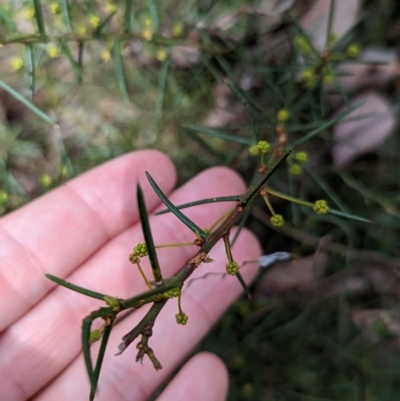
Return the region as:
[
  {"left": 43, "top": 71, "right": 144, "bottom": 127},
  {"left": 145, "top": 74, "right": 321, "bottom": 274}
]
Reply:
[{"left": 0, "top": 0, "right": 399, "bottom": 400}]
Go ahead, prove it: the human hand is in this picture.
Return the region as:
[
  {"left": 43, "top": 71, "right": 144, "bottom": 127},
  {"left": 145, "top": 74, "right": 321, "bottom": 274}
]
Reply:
[{"left": 0, "top": 150, "right": 261, "bottom": 401}]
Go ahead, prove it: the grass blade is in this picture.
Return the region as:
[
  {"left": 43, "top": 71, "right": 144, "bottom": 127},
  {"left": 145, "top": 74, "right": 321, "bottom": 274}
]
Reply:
[
  {"left": 325, "top": 0, "right": 336, "bottom": 48},
  {"left": 33, "top": 0, "right": 46, "bottom": 36},
  {"left": 145, "top": 172, "right": 208, "bottom": 238},
  {"left": 327, "top": 208, "right": 371, "bottom": 223},
  {"left": 60, "top": 0, "right": 72, "bottom": 32},
  {"left": 124, "top": 0, "right": 132, "bottom": 33},
  {"left": 59, "top": 40, "right": 84, "bottom": 81},
  {"left": 25, "top": 44, "right": 36, "bottom": 99},
  {"left": 137, "top": 184, "right": 164, "bottom": 286},
  {"left": 0, "top": 79, "right": 55, "bottom": 126},
  {"left": 291, "top": 99, "right": 366, "bottom": 147},
  {"left": 112, "top": 41, "right": 130, "bottom": 102},
  {"left": 155, "top": 52, "right": 170, "bottom": 121},
  {"left": 223, "top": 78, "right": 260, "bottom": 142},
  {"left": 185, "top": 125, "right": 254, "bottom": 145},
  {"left": 148, "top": 0, "right": 159, "bottom": 32},
  {"left": 303, "top": 164, "right": 350, "bottom": 213}
]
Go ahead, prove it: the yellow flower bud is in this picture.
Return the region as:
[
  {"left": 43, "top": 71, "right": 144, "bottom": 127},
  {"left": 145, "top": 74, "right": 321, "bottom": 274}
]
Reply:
[
  {"left": 49, "top": 2, "right": 60, "bottom": 15},
  {"left": 156, "top": 47, "right": 167, "bottom": 61},
  {"left": 313, "top": 200, "right": 329, "bottom": 214},
  {"left": 172, "top": 22, "right": 184, "bottom": 37},
  {"left": 101, "top": 49, "right": 111, "bottom": 62},
  {"left": 295, "top": 151, "right": 308, "bottom": 163},
  {"left": 47, "top": 44, "right": 60, "bottom": 58},
  {"left": 346, "top": 43, "right": 361, "bottom": 58},
  {"left": 289, "top": 164, "right": 302, "bottom": 176},
  {"left": 277, "top": 108, "right": 290, "bottom": 123},
  {"left": 39, "top": 174, "right": 53, "bottom": 188},
  {"left": 89, "top": 14, "right": 101, "bottom": 28},
  {"left": 0, "top": 190, "right": 9, "bottom": 205},
  {"left": 23, "top": 7, "right": 35, "bottom": 20},
  {"left": 105, "top": 2, "right": 117, "bottom": 13},
  {"left": 11, "top": 57, "right": 24, "bottom": 71},
  {"left": 270, "top": 214, "right": 285, "bottom": 227}
]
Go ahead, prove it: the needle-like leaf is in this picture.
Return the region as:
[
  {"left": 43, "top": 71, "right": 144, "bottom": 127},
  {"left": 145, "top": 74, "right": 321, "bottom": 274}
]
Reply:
[
  {"left": 113, "top": 41, "right": 130, "bottom": 102},
  {"left": 90, "top": 322, "right": 114, "bottom": 401},
  {"left": 82, "top": 318, "right": 95, "bottom": 387},
  {"left": 155, "top": 195, "right": 241, "bottom": 215},
  {"left": 45, "top": 274, "right": 108, "bottom": 300},
  {"left": 33, "top": 0, "right": 46, "bottom": 36},
  {"left": 146, "top": 172, "right": 208, "bottom": 238},
  {"left": 137, "top": 184, "right": 164, "bottom": 286}
]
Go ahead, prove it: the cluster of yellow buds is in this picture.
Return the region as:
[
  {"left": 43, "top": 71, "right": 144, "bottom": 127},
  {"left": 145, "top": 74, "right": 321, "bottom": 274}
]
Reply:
[
  {"left": 175, "top": 312, "right": 188, "bottom": 325},
  {"left": 0, "top": 190, "right": 9, "bottom": 206},
  {"left": 142, "top": 16, "right": 154, "bottom": 41},
  {"left": 133, "top": 243, "right": 148, "bottom": 257},
  {"left": 289, "top": 151, "right": 309, "bottom": 176},
  {"left": 277, "top": 108, "right": 290, "bottom": 124},
  {"left": 226, "top": 261, "right": 239, "bottom": 275},
  {"left": 346, "top": 43, "right": 361, "bottom": 58},
  {"left": 296, "top": 31, "right": 361, "bottom": 90},
  {"left": 249, "top": 140, "right": 270, "bottom": 156},
  {"left": 39, "top": 174, "right": 53, "bottom": 188},
  {"left": 313, "top": 200, "right": 329, "bottom": 214},
  {"left": 270, "top": 214, "right": 285, "bottom": 227},
  {"left": 129, "top": 243, "right": 148, "bottom": 264}
]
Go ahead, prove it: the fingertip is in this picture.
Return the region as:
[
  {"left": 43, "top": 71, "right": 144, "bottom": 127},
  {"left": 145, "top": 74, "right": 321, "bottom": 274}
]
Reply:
[{"left": 157, "top": 352, "right": 229, "bottom": 401}]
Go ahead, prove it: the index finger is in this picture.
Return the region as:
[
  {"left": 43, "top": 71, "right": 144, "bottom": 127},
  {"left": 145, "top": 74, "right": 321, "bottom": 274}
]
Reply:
[{"left": 0, "top": 150, "right": 176, "bottom": 330}]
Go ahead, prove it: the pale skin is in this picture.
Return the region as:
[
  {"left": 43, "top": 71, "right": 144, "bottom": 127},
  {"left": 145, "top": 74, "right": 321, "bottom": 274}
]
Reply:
[{"left": 0, "top": 150, "right": 261, "bottom": 401}]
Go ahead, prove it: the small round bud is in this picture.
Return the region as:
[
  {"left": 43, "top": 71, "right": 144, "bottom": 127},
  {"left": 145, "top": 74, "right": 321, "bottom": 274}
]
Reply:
[
  {"left": 226, "top": 261, "right": 239, "bottom": 275},
  {"left": 129, "top": 253, "right": 140, "bottom": 264},
  {"left": 175, "top": 312, "right": 188, "bottom": 325},
  {"left": 0, "top": 190, "right": 9, "bottom": 205},
  {"left": 134, "top": 243, "right": 148, "bottom": 257},
  {"left": 270, "top": 214, "right": 285, "bottom": 227},
  {"left": 49, "top": 2, "right": 61, "bottom": 14},
  {"left": 346, "top": 43, "right": 361, "bottom": 58},
  {"left": 295, "top": 151, "right": 308, "bottom": 163},
  {"left": 39, "top": 174, "right": 53, "bottom": 188},
  {"left": 257, "top": 140, "right": 270, "bottom": 154},
  {"left": 23, "top": 7, "right": 35, "bottom": 20},
  {"left": 105, "top": 2, "right": 117, "bottom": 13},
  {"left": 249, "top": 144, "right": 259, "bottom": 156},
  {"left": 313, "top": 200, "right": 329, "bottom": 214},
  {"left": 277, "top": 108, "right": 290, "bottom": 123},
  {"left": 156, "top": 47, "right": 167, "bottom": 61},
  {"left": 142, "top": 28, "right": 153, "bottom": 41},
  {"left": 289, "top": 164, "right": 302, "bottom": 176},
  {"left": 47, "top": 44, "right": 60, "bottom": 58},
  {"left": 89, "top": 14, "right": 101, "bottom": 28},
  {"left": 101, "top": 49, "right": 111, "bottom": 62},
  {"left": 11, "top": 57, "right": 24, "bottom": 71},
  {"left": 172, "top": 22, "right": 184, "bottom": 37}
]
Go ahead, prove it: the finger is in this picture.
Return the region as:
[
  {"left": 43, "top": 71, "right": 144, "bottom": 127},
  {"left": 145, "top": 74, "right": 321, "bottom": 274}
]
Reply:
[
  {"left": 34, "top": 227, "right": 261, "bottom": 401},
  {"left": 0, "top": 150, "right": 176, "bottom": 330},
  {"left": 3, "top": 167, "right": 248, "bottom": 401},
  {"left": 156, "top": 352, "right": 228, "bottom": 401}
]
